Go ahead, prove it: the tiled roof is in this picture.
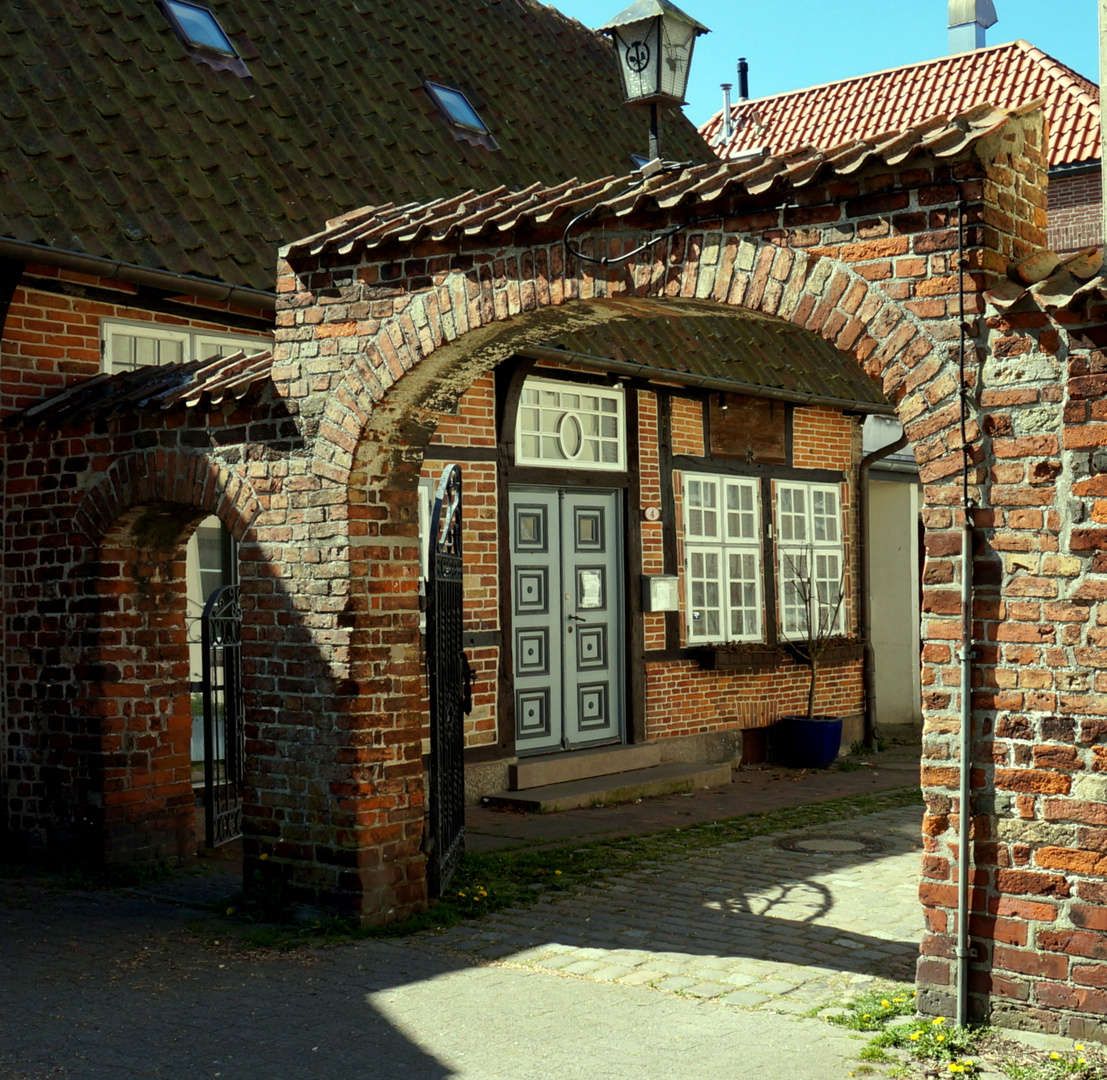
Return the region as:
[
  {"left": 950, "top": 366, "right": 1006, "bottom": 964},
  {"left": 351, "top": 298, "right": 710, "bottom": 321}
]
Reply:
[
  {"left": 529, "top": 297, "right": 891, "bottom": 412},
  {"left": 12, "top": 350, "right": 273, "bottom": 425},
  {"left": 285, "top": 102, "right": 1018, "bottom": 260},
  {"left": 0, "top": 0, "right": 713, "bottom": 293},
  {"left": 700, "top": 40, "right": 1099, "bottom": 169}
]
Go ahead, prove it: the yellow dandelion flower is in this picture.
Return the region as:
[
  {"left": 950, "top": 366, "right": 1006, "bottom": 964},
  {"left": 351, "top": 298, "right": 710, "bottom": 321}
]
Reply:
[
  {"left": 932, "top": 1017, "right": 946, "bottom": 1026},
  {"left": 881, "top": 1000, "right": 890, "bottom": 1008},
  {"left": 909, "top": 1033, "right": 922, "bottom": 1042},
  {"left": 554, "top": 870, "right": 562, "bottom": 876},
  {"left": 1050, "top": 1052, "right": 1061, "bottom": 1060},
  {"left": 225, "top": 907, "right": 235, "bottom": 916},
  {"left": 259, "top": 852, "right": 269, "bottom": 861},
  {"left": 936, "top": 1034, "right": 945, "bottom": 1043},
  {"left": 1076, "top": 1045, "right": 1085, "bottom": 1051},
  {"left": 1079, "top": 1060, "right": 1087, "bottom": 1066},
  {"left": 457, "top": 891, "right": 466, "bottom": 898},
  {"left": 863, "top": 1014, "right": 872, "bottom": 1020}
]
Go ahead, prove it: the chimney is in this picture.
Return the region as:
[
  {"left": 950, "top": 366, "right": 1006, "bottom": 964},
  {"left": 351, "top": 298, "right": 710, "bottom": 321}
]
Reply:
[
  {"left": 948, "top": 0, "right": 997, "bottom": 53},
  {"left": 720, "top": 83, "right": 733, "bottom": 143},
  {"left": 736, "top": 57, "right": 749, "bottom": 101}
]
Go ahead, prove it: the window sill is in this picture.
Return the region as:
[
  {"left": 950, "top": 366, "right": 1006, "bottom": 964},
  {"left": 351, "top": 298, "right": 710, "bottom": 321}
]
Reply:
[{"left": 694, "top": 644, "right": 786, "bottom": 672}]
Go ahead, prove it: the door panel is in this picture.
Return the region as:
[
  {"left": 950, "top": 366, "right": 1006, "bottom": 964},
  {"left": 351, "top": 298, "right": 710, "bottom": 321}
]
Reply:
[{"left": 510, "top": 487, "right": 624, "bottom": 753}]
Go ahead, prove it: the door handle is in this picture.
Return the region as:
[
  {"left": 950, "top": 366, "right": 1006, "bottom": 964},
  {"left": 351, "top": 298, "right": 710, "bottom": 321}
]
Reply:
[{"left": 567, "top": 614, "right": 585, "bottom": 622}]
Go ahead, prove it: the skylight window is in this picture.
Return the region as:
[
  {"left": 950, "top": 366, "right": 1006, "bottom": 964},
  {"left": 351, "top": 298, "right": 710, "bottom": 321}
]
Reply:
[
  {"left": 424, "top": 82, "right": 490, "bottom": 135},
  {"left": 163, "top": 0, "right": 238, "bottom": 57}
]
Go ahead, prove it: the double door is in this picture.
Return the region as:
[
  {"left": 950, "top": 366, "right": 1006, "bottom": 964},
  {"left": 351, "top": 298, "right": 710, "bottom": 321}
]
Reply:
[{"left": 510, "top": 487, "right": 624, "bottom": 753}]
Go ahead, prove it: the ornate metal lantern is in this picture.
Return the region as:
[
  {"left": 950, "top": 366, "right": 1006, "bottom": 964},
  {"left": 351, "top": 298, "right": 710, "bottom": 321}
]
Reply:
[
  {"left": 599, "top": 0, "right": 709, "bottom": 109},
  {"left": 599, "top": 0, "right": 709, "bottom": 163}
]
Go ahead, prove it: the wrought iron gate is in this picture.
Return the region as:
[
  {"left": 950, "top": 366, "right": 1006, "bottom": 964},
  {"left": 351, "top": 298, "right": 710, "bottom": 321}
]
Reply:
[
  {"left": 425, "top": 464, "right": 470, "bottom": 895},
  {"left": 201, "top": 584, "right": 244, "bottom": 847}
]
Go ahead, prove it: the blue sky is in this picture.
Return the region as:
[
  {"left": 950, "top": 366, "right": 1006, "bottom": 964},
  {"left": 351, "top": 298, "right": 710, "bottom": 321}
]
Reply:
[{"left": 550, "top": 0, "right": 1098, "bottom": 127}]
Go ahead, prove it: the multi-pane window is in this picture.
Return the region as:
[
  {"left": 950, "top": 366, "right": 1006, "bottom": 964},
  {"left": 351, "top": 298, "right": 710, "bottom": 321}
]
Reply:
[
  {"left": 515, "top": 377, "right": 625, "bottom": 471},
  {"left": 776, "top": 482, "right": 845, "bottom": 639},
  {"left": 102, "top": 320, "right": 270, "bottom": 374},
  {"left": 682, "top": 474, "right": 762, "bottom": 643}
]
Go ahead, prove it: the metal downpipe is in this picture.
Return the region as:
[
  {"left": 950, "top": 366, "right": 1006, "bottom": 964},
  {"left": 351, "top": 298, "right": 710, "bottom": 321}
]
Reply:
[
  {"left": 953, "top": 197, "right": 975, "bottom": 1027},
  {"left": 956, "top": 514, "right": 974, "bottom": 1025}
]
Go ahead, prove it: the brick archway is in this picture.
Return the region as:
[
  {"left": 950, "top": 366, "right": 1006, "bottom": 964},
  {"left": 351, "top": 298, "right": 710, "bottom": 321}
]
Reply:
[
  {"left": 314, "top": 240, "right": 956, "bottom": 484},
  {"left": 258, "top": 106, "right": 1065, "bottom": 936}
]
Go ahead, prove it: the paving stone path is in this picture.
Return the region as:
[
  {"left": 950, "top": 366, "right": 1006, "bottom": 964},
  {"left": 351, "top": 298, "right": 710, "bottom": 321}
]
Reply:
[
  {"left": 419, "top": 805, "right": 923, "bottom": 1011},
  {"left": 0, "top": 804, "right": 922, "bottom": 1079}
]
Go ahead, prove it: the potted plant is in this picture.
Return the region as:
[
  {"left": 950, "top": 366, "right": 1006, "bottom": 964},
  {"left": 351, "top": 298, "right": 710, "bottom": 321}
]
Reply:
[{"left": 770, "top": 544, "right": 847, "bottom": 769}]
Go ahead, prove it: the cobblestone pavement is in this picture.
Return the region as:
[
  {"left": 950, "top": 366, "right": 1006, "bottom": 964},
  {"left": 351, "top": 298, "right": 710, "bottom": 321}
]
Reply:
[
  {"left": 0, "top": 805, "right": 922, "bottom": 1080},
  {"left": 420, "top": 805, "right": 923, "bottom": 1010}
]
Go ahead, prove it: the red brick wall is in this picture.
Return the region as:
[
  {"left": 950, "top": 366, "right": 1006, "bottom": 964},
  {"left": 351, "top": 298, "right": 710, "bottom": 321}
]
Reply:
[
  {"left": 1048, "top": 169, "right": 1102, "bottom": 255},
  {"left": 22, "top": 108, "right": 1105, "bottom": 971},
  {"left": 647, "top": 658, "right": 862, "bottom": 737}
]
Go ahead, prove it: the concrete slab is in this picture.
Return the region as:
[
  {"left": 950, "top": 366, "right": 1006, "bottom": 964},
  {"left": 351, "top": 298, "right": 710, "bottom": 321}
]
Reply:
[
  {"left": 482, "top": 761, "right": 732, "bottom": 812},
  {"left": 510, "top": 743, "right": 661, "bottom": 789}
]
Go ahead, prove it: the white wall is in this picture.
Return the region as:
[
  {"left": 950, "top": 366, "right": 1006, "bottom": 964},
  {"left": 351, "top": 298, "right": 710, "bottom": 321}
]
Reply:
[{"left": 869, "top": 476, "right": 923, "bottom": 734}]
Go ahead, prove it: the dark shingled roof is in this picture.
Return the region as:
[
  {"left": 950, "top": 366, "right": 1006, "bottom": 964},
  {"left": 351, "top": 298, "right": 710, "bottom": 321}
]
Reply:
[{"left": 0, "top": 0, "right": 713, "bottom": 292}]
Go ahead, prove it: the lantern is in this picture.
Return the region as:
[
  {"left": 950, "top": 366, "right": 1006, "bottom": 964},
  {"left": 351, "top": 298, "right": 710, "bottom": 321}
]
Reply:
[{"left": 599, "top": 0, "right": 709, "bottom": 108}]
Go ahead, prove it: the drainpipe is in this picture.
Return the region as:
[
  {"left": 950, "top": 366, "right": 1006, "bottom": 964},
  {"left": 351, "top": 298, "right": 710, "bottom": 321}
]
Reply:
[
  {"left": 859, "top": 429, "right": 910, "bottom": 750},
  {"left": 953, "top": 198, "right": 975, "bottom": 1027}
]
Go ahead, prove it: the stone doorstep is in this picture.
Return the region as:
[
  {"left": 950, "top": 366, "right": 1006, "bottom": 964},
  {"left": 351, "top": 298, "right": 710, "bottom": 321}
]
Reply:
[
  {"left": 510, "top": 743, "right": 662, "bottom": 790},
  {"left": 483, "top": 761, "right": 733, "bottom": 813}
]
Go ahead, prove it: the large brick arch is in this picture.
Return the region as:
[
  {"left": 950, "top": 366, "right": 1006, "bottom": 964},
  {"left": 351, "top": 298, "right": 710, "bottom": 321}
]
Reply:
[
  {"left": 264, "top": 109, "right": 1065, "bottom": 935},
  {"left": 315, "top": 241, "right": 961, "bottom": 486}
]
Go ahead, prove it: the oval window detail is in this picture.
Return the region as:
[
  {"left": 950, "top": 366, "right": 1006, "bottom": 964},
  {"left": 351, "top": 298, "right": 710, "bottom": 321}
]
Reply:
[{"left": 557, "top": 412, "right": 584, "bottom": 460}]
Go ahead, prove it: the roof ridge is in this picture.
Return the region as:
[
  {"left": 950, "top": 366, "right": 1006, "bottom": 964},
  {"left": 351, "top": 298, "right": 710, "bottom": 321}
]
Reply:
[
  {"left": 702, "top": 40, "right": 1031, "bottom": 129},
  {"left": 1013, "top": 40, "right": 1101, "bottom": 113}
]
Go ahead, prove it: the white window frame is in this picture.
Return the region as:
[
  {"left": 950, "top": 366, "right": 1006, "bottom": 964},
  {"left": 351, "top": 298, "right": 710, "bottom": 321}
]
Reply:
[
  {"left": 775, "top": 481, "right": 846, "bottom": 640},
  {"left": 681, "top": 473, "right": 763, "bottom": 644},
  {"left": 515, "top": 376, "right": 626, "bottom": 471},
  {"left": 101, "top": 319, "right": 271, "bottom": 374}
]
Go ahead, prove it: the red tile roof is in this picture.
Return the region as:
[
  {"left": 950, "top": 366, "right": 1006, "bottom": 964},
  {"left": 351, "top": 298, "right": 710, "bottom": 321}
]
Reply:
[
  {"left": 700, "top": 41, "right": 1099, "bottom": 170},
  {"left": 285, "top": 102, "right": 1018, "bottom": 261}
]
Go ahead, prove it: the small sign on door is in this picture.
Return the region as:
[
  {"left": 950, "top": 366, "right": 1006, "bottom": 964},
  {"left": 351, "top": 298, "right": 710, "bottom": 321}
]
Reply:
[{"left": 578, "top": 568, "right": 605, "bottom": 609}]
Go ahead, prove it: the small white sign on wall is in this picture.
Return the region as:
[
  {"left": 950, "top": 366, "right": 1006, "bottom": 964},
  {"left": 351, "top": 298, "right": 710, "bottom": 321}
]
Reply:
[{"left": 642, "top": 575, "right": 680, "bottom": 613}]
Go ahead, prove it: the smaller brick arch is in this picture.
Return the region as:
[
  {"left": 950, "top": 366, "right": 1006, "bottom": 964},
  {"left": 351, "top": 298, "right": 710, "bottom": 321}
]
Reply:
[{"left": 74, "top": 447, "right": 262, "bottom": 545}]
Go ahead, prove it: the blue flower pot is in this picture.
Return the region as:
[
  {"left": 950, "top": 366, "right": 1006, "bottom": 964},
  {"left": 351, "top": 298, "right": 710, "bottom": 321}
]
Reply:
[{"left": 769, "top": 715, "right": 843, "bottom": 770}]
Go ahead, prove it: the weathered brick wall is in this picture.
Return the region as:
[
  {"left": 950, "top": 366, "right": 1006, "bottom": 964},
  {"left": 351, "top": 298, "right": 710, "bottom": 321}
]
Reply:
[
  {"left": 1048, "top": 169, "right": 1102, "bottom": 255},
  {"left": 646, "top": 657, "right": 862, "bottom": 737},
  {"left": 17, "top": 108, "right": 1099, "bottom": 960},
  {"left": 2, "top": 410, "right": 265, "bottom": 864}
]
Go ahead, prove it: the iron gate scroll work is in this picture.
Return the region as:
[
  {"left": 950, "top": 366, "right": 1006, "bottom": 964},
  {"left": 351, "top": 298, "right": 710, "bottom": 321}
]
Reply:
[
  {"left": 202, "top": 584, "right": 244, "bottom": 847},
  {"left": 426, "top": 464, "right": 470, "bottom": 896}
]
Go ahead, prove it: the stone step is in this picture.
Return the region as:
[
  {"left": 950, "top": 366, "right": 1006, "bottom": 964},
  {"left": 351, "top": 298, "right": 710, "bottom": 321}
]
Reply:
[
  {"left": 484, "top": 761, "right": 733, "bottom": 813},
  {"left": 511, "top": 743, "right": 661, "bottom": 790}
]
